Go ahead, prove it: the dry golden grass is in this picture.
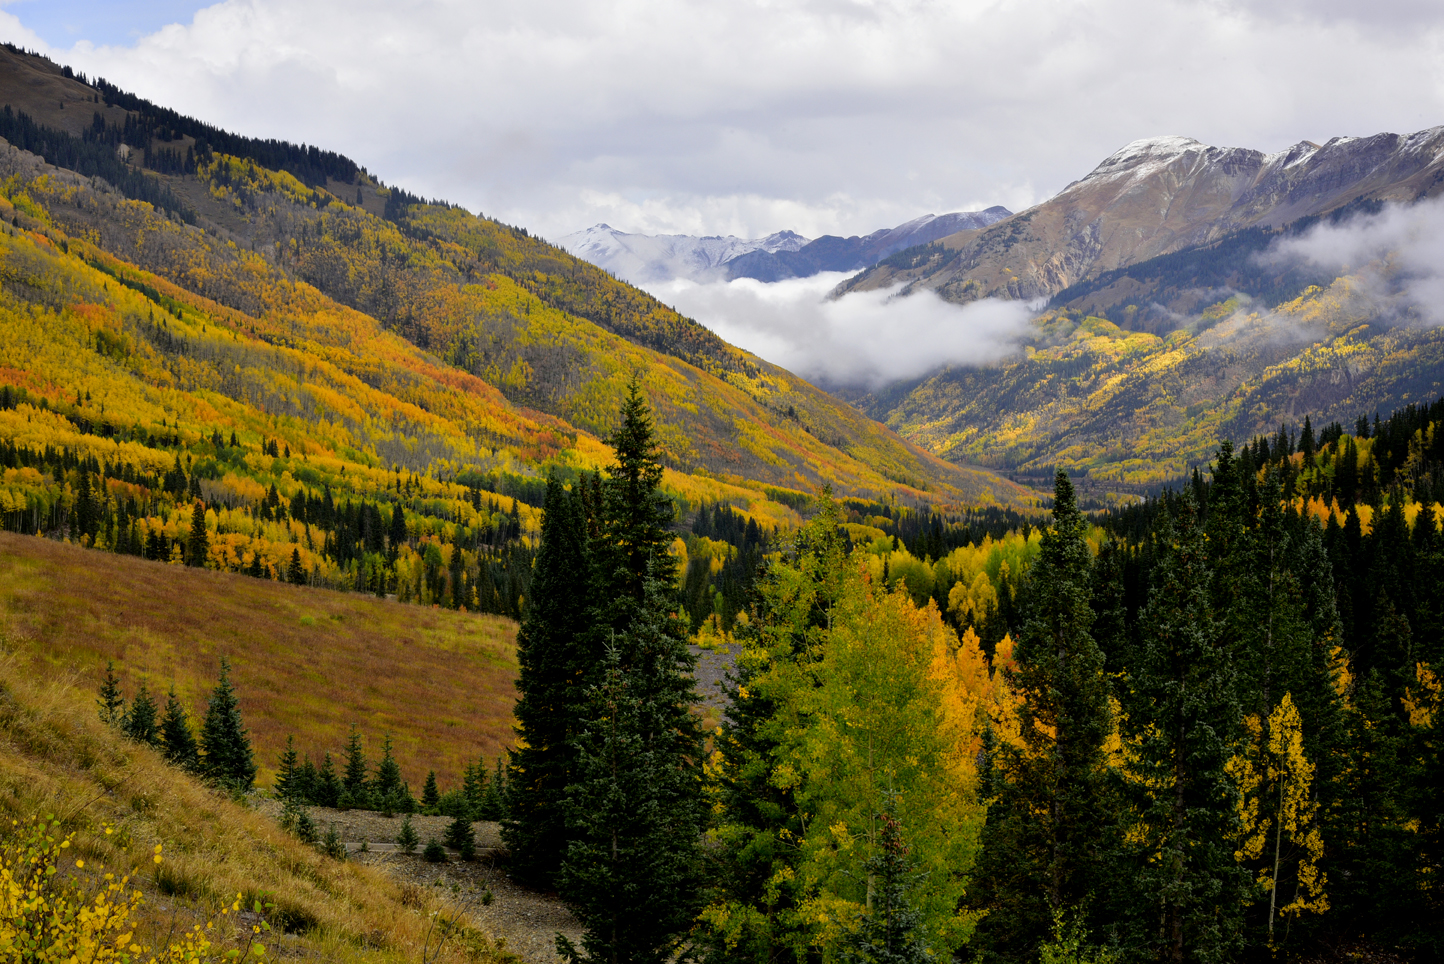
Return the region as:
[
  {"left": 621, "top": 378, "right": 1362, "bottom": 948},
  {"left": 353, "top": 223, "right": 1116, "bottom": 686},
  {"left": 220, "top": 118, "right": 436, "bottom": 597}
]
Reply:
[
  {"left": 0, "top": 533, "right": 519, "bottom": 789},
  {"left": 0, "top": 648, "right": 515, "bottom": 963}
]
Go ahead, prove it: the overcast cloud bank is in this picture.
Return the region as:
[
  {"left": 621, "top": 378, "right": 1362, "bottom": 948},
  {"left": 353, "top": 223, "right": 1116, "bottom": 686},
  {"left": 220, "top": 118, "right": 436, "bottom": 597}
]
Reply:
[
  {"left": 650, "top": 273, "right": 1034, "bottom": 389},
  {"left": 3, "top": 0, "right": 1444, "bottom": 241}
]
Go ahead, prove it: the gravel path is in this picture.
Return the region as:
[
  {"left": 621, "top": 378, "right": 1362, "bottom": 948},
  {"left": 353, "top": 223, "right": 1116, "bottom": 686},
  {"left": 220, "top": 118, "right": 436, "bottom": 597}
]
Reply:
[{"left": 253, "top": 800, "right": 580, "bottom": 963}]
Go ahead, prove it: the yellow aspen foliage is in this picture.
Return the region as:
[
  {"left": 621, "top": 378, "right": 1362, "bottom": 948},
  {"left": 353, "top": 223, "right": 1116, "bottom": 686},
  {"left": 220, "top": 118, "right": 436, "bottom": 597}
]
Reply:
[
  {"left": 0, "top": 815, "right": 259, "bottom": 963},
  {"left": 1403, "top": 662, "right": 1440, "bottom": 729},
  {"left": 1230, "top": 694, "right": 1328, "bottom": 941}
]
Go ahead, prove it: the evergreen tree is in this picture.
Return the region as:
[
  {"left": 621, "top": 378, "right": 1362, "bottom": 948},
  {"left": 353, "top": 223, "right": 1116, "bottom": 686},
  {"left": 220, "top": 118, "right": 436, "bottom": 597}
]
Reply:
[
  {"left": 596, "top": 377, "right": 675, "bottom": 612},
  {"left": 198, "top": 657, "right": 256, "bottom": 790},
  {"left": 840, "top": 802, "right": 933, "bottom": 964},
  {"left": 462, "top": 758, "right": 488, "bottom": 815},
  {"left": 158, "top": 683, "right": 199, "bottom": 771},
  {"left": 187, "top": 499, "right": 208, "bottom": 567},
  {"left": 421, "top": 770, "right": 440, "bottom": 809},
  {"left": 504, "top": 474, "right": 594, "bottom": 883},
  {"left": 556, "top": 569, "right": 705, "bottom": 964},
  {"left": 97, "top": 660, "right": 125, "bottom": 726},
  {"left": 973, "top": 471, "right": 1113, "bottom": 961},
  {"left": 1126, "top": 494, "right": 1248, "bottom": 964},
  {"left": 374, "top": 733, "right": 402, "bottom": 800},
  {"left": 396, "top": 814, "right": 419, "bottom": 855},
  {"left": 444, "top": 813, "right": 477, "bottom": 860},
  {"left": 341, "top": 726, "right": 369, "bottom": 804},
  {"left": 275, "top": 736, "right": 302, "bottom": 801},
  {"left": 122, "top": 681, "right": 160, "bottom": 746},
  {"left": 287, "top": 547, "right": 305, "bottom": 584},
  {"left": 314, "top": 752, "right": 342, "bottom": 808},
  {"left": 480, "top": 758, "right": 508, "bottom": 821}
]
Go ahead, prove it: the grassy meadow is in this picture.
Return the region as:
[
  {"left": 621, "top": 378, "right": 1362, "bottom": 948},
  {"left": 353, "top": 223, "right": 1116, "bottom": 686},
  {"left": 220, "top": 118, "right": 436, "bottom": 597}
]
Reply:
[{"left": 0, "top": 531, "right": 520, "bottom": 790}]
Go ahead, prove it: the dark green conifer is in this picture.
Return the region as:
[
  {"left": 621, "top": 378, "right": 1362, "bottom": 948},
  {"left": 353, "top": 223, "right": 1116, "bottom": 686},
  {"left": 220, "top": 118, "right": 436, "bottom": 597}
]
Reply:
[
  {"left": 275, "top": 736, "right": 302, "bottom": 801},
  {"left": 374, "top": 734, "right": 402, "bottom": 800},
  {"left": 1126, "top": 494, "right": 1248, "bottom": 964},
  {"left": 342, "top": 726, "right": 369, "bottom": 805},
  {"left": 462, "top": 758, "right": 487, "bottom": 815},
  {"left": 97, "top": 660, "right": 125, "bottom": 726},
  {"left": 198, "top": 657, "right": 256, "bottom": 790},
  {"left": 288, "top": 547, "right": 305, "bottom": 584},
  {"left": 421, "top": 770, "right": 440, "bottom": 810},
  {"left": 972, "top": 471, "right": 1113, "bottom": 960},
  {"left": 187, "top": 499, "right": 208, "bottom": 567},
  {"left": 122, "top": 681, "right": 160, "bottom": 746},
  {"left": 158, "top": 684, "right": 199, "bottom": 771},
  {"left": 444, "top": 814, "right": 476, "bottom": 860},
  {"left": 315, "top": 752, "right": 342, "bottom": 808},
  {"left": 396, "top": 814, "right": 419, "bottom": 855},
  {"left": 556, "top": 570, "right": 705, "bottom": 964},
  {"left": 504, "top": 474, "right": 594, "bottom": 883},
  {"left": 840, "top": 802, "right": 933, "bottom": 964}
]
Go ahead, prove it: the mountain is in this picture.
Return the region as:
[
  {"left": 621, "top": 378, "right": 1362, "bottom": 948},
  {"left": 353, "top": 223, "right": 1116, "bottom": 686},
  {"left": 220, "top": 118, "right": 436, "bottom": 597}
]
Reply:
[
  {"left": 557, "top": 223, "right": 810, "bottom": 283},
  {"left": 840, "top": 129, "right": 1444, "bottom": 492},
  {"left": 558, "top": 208, "right": 1012, "bottom": 285},
  {"left": 724, "top": 207, "right": 1012, "bottom": 282},
  {"left": 843, "top": 130, "right": 1444, "bottom": 303},
  {"left": 0, "top": 39, "right": 1030, "bottom": 562}
]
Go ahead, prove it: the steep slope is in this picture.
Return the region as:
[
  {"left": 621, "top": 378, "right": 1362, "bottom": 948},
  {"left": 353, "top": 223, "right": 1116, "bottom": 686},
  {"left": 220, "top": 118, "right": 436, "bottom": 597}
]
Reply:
[
  {"left": 0, "top": 44, "right": 1029, "bottom": 508},
  {"left": 724, "top": 207, "right": 1012, "bottom": 282},
  {"left": 557, "top": 224, "right": 808, "bottom": 283},
  {"left": 0, "top": 532, "right": 517, "bottom": 788},
  {"left": 0, "top": 644, "right": 512, "bottom": 962},
  {"left": 859, "top": 276, "right": 1444, "bottom": 490},
  {"left": 844, "top": 130, "right": 1444, "bottom": 303}
]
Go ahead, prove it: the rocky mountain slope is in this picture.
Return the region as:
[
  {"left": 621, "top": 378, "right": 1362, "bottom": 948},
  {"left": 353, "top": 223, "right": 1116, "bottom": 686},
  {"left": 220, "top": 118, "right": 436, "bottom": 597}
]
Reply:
[{"left": 844, "top": 130, "right": 1444, "bottom": 303}]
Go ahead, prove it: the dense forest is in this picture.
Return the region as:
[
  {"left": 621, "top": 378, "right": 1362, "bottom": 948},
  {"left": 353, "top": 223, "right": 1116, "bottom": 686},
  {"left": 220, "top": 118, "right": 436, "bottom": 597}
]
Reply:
[{"left": 499, "top": 385, "right": 1441, "bottom": 963}]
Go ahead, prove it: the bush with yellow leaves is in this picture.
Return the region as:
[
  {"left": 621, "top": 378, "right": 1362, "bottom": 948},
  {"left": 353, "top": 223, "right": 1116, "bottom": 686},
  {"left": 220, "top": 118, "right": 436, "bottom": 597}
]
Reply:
[{"left": 0, "top": 814, "right": 267, "bottom": 964}]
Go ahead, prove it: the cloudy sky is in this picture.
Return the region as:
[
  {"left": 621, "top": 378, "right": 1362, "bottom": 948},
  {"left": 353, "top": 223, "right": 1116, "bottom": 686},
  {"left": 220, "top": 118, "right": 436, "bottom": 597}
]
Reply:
[{"left": 4, "top": 0, "right": 1444, "bottom": 244}]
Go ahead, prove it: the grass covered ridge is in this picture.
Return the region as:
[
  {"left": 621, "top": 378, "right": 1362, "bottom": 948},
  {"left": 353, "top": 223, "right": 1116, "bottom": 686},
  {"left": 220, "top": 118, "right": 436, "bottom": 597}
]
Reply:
[
  {"left": 0, "top": 644, "right": 515, "bottom": 963},
  {"left": 0, "top": 532, "right": 519, "bottom": 789}
]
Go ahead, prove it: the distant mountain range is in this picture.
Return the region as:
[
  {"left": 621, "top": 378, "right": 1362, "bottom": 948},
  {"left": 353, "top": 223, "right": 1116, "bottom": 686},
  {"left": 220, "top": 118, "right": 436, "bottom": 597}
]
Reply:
[{"left": 557, "top": 208, "right": 1011, "bottom": 285}]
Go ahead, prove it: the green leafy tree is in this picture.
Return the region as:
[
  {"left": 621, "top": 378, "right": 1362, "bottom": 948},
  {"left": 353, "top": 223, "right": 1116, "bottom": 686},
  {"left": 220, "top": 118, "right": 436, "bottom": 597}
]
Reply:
[
  {"left": 199, "top": 657, "right": 256, "bottom": 790},
  {"left": 158, "top": 683, "right": 199, "bottom": 771},
  {"left": 122, "top": 681, "right": 159, "bottom": 746}
]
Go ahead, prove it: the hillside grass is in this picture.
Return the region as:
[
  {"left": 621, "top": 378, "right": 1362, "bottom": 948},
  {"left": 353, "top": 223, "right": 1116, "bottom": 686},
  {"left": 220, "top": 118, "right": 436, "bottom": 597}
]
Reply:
[
  {"left": 0, "top": 645, "right": 514, "bottom": 962},
  {"left": 0, "top": 532, "right": 519, "bottom": 789}
]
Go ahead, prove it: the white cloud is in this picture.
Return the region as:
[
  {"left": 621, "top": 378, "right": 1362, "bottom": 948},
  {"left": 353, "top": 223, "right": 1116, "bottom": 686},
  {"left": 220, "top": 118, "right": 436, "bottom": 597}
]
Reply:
[
  {"left": 648, "top": 273, "right": 1034, "bottom": 388},
  {"left": 1267, "top": 196, "right": 1444, "bottom": 324},
  {"left": 4, "top": 0, "right": 1444, "bottom": 241}
]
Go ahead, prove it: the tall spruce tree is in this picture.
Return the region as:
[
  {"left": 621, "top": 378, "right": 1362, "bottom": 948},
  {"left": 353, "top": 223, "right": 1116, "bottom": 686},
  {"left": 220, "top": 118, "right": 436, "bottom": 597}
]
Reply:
[
  {"left": 973, "top": 471, "right": 1113, "bottom": 961},
  {"left": 187, "top": 500, "right": 208, "bottom": 567},
  {"left": 198, "top": 657, "right": 256, "bottom": 790},
  {"left": 159, "top": 683, "right": 199, "bottom": 771},
  {"left": 556, "top": 574, "right": 706, "bottom": 964},
  {"left": 275, "top": 736, "right": 303, "bottom": 801},
  {"left": 1127, "top": 494, "right": 1247, "bottom": 964},
  {"left": 374, "top": 734, "right": 403, "bottom": 801},
  {"left": 554, "top": 381, "right": 704, "bottom": 963},
  {"left": 504, "top": 474, "right": 595, "bottom": 884}
]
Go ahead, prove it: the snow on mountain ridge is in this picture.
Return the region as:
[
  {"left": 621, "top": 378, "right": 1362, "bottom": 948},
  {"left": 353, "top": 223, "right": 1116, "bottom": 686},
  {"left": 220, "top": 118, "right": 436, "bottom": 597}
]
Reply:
[{"left": 556, "top": 224, "right": 811, "bottom": 284}]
